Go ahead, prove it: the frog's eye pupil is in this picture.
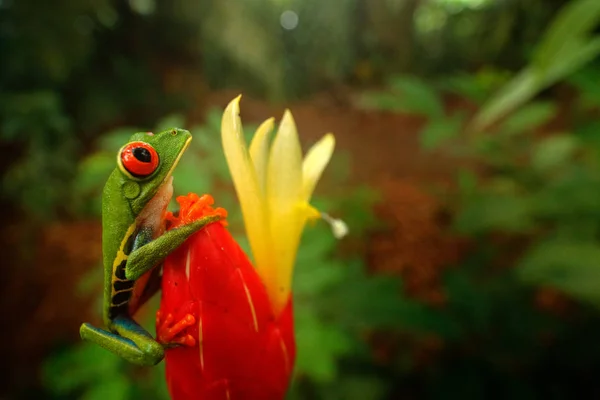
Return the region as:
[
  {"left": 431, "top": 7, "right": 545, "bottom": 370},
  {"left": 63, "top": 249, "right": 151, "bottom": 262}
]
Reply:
[
  {"left": 133, "top": 147, "right": 152, "bottom": 163},
  {"left": 120, "top": 141, "right": 159, "bottom": 177}
]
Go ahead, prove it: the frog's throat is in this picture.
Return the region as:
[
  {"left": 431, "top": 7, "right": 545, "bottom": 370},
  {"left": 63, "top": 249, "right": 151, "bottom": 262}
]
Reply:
[
  {"left": 137, "top": 175, "right": 174, "bottom": 232},
  {"left": 136, "top": 135, "right": 191, "bottom": 232}
]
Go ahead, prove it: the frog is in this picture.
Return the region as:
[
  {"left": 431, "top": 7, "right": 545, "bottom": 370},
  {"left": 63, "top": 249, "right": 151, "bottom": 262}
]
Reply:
[{"left": 79, "top": 128, "right": 223, "bottom": 366}]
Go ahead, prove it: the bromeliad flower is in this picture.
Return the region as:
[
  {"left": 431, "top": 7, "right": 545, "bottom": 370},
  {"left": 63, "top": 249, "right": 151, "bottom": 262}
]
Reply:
[{"left": 157, "top": 96, "right": 346, "bottom": 400}]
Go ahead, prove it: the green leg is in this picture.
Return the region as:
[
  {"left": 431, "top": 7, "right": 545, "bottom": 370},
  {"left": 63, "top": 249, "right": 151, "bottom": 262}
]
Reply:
[
  {"left": 80, "top": 316, "right": 163, "bottom": 367},
  {"left": 125, "top": 214, "right": 223, "bottom": 281}
]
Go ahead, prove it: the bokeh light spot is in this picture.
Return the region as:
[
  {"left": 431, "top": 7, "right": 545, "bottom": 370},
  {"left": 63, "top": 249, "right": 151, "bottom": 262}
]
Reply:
[{"left": 280, "top": 10, "right": 299, "bottom": 30}]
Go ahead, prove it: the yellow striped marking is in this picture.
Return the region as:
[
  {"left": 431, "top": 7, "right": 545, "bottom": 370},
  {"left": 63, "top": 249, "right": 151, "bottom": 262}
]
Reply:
[
  {"left": 279, "top": 334, "right": 290, "bottom": 374},
  {"left": 237, "top": 269, "right": 258, "bottom": 332},
  {"left": 185, "top": 249, "right": 191, "bottom": 280},
  {"left": 112, "top": 223, "right": 136, "bottom": 271},
  {"left": 198, "top": 303, "right": 205, "bottom": 372}
]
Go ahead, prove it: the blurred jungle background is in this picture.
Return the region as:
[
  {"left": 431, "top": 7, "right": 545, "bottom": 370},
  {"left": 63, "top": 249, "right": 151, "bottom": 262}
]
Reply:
[{"left": 3, "top": 0, "right": 600, "bottom": 398}]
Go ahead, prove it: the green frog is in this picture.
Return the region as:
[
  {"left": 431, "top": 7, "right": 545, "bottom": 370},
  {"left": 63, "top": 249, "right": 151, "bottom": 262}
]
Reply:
[{"left": 79, "top": 128, "right": 222, "bottom": 366}]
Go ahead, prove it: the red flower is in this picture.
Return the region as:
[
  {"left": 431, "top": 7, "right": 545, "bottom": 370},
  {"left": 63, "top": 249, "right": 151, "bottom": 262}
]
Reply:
[
  {"left": 157, "top": 97, "right": 345, "bottom": 399},
  {"left": 157, "top": 193, "right": 295, "bottom": 400}
]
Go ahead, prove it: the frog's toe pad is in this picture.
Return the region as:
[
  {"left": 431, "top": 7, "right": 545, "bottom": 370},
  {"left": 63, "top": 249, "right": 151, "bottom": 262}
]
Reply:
[
  {"left": 156, "top": 311, "right": 196, "bottom": 347},
  {"left": 168, "top": 334, "right": 196, "bottom": 347}
]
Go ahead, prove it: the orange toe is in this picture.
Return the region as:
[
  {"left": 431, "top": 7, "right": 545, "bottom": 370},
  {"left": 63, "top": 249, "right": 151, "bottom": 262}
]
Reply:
[{"left": 157, "top": 312, "right": 197, "bottom": 347}]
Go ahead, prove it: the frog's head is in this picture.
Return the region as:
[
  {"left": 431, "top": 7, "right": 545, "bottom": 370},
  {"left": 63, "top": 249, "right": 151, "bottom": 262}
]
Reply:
[{"left": 116, "top": 128, "right": 192, "bottom": 216}]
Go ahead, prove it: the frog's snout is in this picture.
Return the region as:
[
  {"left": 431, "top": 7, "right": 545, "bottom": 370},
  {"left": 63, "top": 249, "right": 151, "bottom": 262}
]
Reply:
[{"left": 170, "top": 128, "right": 191, "bottom": 137}]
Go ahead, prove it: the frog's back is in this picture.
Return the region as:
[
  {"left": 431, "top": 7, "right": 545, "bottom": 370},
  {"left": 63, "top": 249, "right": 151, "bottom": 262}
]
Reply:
[{"left": 101, "top": 170, "right": 136, "bottom": 324}]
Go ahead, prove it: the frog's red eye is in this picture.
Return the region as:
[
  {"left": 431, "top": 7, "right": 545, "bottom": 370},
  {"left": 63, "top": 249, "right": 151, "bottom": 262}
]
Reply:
[{"left": 120, "top": 141, "right": 159, "bottom": 177}]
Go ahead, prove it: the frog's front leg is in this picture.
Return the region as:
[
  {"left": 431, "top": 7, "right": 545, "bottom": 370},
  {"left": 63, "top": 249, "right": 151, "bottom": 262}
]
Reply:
[
  {"left": 80, "top": 317, "right": 164, "bottom": 366},
  {"left": 125, "top": 213, "right": 224, "bottom": 281}
]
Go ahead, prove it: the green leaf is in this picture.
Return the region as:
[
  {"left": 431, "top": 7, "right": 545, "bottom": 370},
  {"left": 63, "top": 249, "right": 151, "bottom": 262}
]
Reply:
[
  {"left": 445, "top": 270, "right": 493, "bottom": 332},
  {"left": 359, "top": 76, "right": 444, "bottom": 117},
  {"left": 470, "top": 38, "right": 600, "bottom": 131},
  {"left": 420, "top": 113, "right": 464, "bottom": 150},
  {"left": 297, "top": 225, "right": 338, "bottom": 260},
  {"left": 542, "top": 36, "right": 600, "bottom": 87},
  {"left": 518, "top": 241, "right": 600, "bottom": 305},
  {"left": 387, "top": 75, "right": 444, "bottom": 118},
  {"left": 471, "top": 0, "right": 600, "bottom": 131},
  {"left": 334, "top": 185, "right": 381, "bottom": 235},
  {"left": 294, "top": 259, "right": 347, "bottom": 297},
  {"left": 319, "top": 261, "right": 461, "bottom": 338},
  {"left": 568, "top": 67, "right": 600, "bottom": 107},
  {"left": 359, "top": 92, "right": 407, "bottom": 112},
  {"left": 82, "top": 377, "right": 130, "bottom": 400},
  {"left": 534, "top": 167, "right": 600, "bottom": 219},
  {"left": 470, "top": 69, "right": 539, "bottom": 132},
  {"left": 500, "top": 102, "right": 557, "bottom": 136},
  {"left": 3, "top": 140, "right": 77, "bottom": 218},
  {"left": 531, "top": 134, "right": 579, "bottom": 171},
  {"left": 42, "top": 344, "right": 123, "bottom": 395},
  {"left": 576, "top": 120, "right": 600, "bottom": 149},
  {"left": 294, "top": 309, "right": 354, "bottom": 383},
  {"left": 439, "top": 73, "right": 490, "bottom": 103},
  {"left": 456, "top": 168, "right": 478, "bottom": 196},
  {"left": 455, "top": 194, "right": 534, "bottom": 234},
  {"left": 534, "top": 0, "right": 600, "bottom": 69}
]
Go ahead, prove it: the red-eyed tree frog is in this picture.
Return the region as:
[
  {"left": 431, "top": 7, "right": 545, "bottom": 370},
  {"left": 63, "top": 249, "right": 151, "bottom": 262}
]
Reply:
[{"left": 79, "top": 128, "right": 223, "bottom": 366}]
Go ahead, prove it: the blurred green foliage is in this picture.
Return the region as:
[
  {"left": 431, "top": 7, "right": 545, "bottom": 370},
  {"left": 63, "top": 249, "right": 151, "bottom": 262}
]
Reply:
[
  {"left": 362, "top": 0, "right": 600, "bottom": 307},
  {"left": 6, "top": 0, "right": 600, "bottom": 399},
  {"left": 0, "top": 0, "right": 205, "bottom": 218},
  {"left": 0, "top": 0, "right": 568, "bottom": 219},
  {"left": 470, "top": 0, "right": 600, "bottom": 132},
  {"left": 357, "top": 0, "right": 600, "bottom": 398}
]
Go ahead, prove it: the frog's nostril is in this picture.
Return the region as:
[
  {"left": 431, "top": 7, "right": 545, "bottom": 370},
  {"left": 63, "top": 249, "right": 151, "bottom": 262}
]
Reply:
[{"left": 171, "top": 129, "right": 178, "bottom": 136}]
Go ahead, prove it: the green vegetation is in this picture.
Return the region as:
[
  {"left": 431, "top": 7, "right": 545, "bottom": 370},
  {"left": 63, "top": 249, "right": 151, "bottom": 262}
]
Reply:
[
  {"left": 3, "top": 0, "right": 600, "bottom": 399},
  {"left": 362, "top": 0, "right": 600, "bottom": 307}
]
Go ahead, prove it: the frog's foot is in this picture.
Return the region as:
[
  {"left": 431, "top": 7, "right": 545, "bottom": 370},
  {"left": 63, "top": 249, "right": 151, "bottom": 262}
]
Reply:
[
  {"left": 156, "top": 310, "right": 196, "bottom": 347},
  {"left": 166, "top": 193, "right": 228, "bottom": 229}
]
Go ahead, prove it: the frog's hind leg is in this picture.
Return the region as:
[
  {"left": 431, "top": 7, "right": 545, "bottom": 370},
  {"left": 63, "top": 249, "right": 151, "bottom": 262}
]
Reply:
[{"left": 79, "top": 316, "right": 163, "bottom": 367}]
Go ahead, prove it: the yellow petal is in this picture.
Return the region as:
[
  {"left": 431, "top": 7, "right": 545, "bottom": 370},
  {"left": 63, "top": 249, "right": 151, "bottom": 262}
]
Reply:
[
  {"left": 266, "top": 109, "right": 304, "bottom": 314},
  {"left": 221, "top": 96, "right": 271, "bottom": 271},
  {"left": 249, "top": 117, "right": 275, "bottom": 195},
  {"left": 302, "top": 133, "right": 335, "bottom": 201},
  {"left": 301, "top": 203, "right": 322, "bottom": 221}
]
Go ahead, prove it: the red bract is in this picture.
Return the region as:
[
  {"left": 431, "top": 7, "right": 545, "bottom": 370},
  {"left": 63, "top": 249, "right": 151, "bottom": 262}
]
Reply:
[{"left": 157, "top": 193, "right": 296, "bottom": 400}]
